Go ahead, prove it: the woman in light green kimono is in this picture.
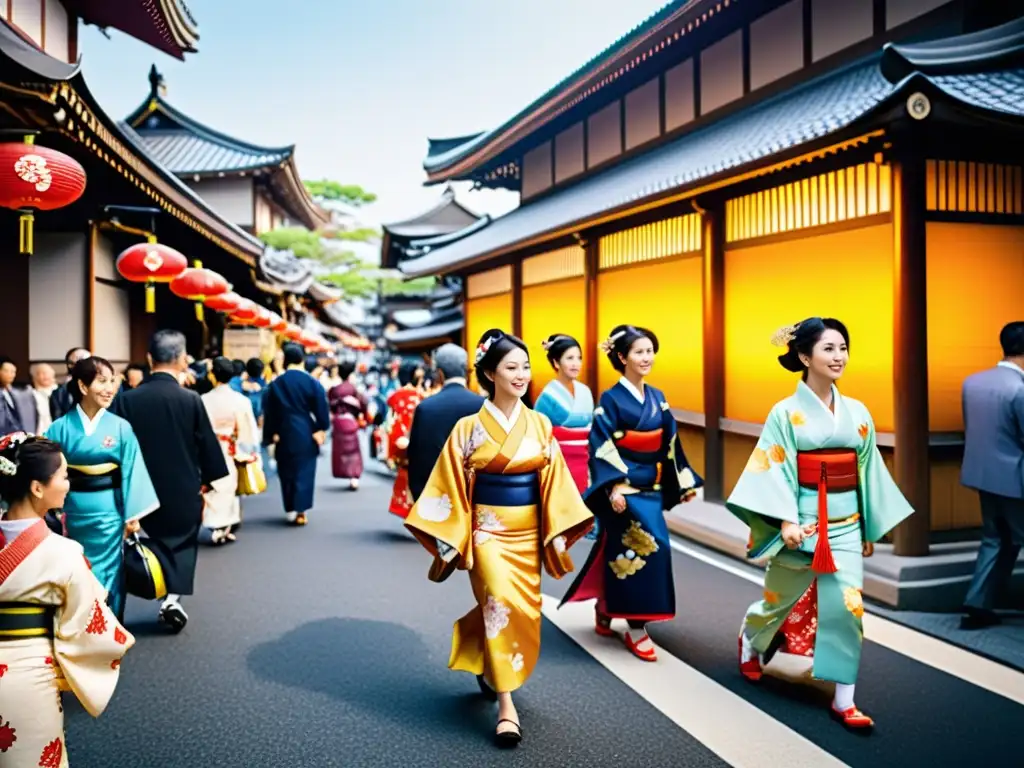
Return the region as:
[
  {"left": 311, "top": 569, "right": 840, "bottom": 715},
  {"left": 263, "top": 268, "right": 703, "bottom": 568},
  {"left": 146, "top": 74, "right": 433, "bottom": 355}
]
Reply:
[{"left": 727, "top": 317, "right": 913, "bottom": 730}]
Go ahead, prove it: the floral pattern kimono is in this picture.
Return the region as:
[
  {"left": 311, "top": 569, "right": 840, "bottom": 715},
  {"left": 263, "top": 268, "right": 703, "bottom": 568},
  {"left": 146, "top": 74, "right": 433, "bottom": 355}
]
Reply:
[
  {"left": 404, "top": 400, "right": 593, "bottom": 694},
  {"left": 0, "top": 520, "right": 134, "bottom": 767},
  {"left": 561, "top": 378, "right": 702, "bottom": 621},
  {"left": 201, "top": 385, "right": 260, "bottom": 530},
  {"left": 384, "top": 385, "right": 422, "bottom": 518},
  {"left": 726, "top": 381, "right": 913, "bottom": 684}
]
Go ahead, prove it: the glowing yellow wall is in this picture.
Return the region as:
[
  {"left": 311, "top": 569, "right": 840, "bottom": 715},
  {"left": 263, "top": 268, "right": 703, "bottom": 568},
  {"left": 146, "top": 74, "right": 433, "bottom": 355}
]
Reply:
[
  {"left": 724, "top": 223, "right": 895, "bottom": 431},
  {"left": 521, "top": 278, "right": 587, "bottom": 399},
  {"left": 926, "top": 222, "right": 1024, "bottom": 431},
  {"left": 465, "top": 293, "right": 513, "bottom": 392},
  {"left": 596, "top": 255, "right": 704, "bottom": 410}
]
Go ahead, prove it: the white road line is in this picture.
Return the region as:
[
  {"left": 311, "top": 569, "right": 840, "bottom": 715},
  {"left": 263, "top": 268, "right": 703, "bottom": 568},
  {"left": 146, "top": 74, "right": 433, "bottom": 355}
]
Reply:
[
  {"left": 668, "top": 539, "right": 1024, "bottom": 707},
  {"left": 541, "top": 596, "right": 849, "bottom": 768}
]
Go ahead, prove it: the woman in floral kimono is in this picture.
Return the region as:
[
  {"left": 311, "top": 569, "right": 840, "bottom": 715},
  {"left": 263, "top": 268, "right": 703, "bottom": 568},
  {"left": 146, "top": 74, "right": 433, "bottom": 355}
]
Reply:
[
  {"left": 560, "top": 325, "right": 702, "bottom": 662},
  {"left": 383, "top": 360, "right": 423, "bottom": 518},
  {"left": 328, "top": 361, "right": 368, "bottom": 491},
  {"left": 728, "top": 317, "right": 913, "bottom": 730},
  {"left": 405, "top": 329, "right": 593, "bottom": 747},
  {"left": 0, "top": 434, "right": 134, "bottom": 767},
  {"left": 46, "top": 357, "right": 159, "bottom": 621},
  {"left": 201, "top": 358, "right": 260, "bottom": 545}
]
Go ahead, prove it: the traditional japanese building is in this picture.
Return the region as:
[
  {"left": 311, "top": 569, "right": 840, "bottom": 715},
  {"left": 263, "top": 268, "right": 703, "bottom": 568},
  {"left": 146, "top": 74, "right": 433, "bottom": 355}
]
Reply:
[
  {"left": 400, "top": 0, "right": 1024, "bottom": 607},
  {"left": 0, "top": 3, "right": 282, "bottom": 374}
]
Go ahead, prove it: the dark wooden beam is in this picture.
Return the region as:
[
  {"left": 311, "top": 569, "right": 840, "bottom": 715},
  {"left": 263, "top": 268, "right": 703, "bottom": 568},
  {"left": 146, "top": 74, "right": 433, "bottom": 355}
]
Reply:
[
  {"left": 891, "top": 147, "right": 931, "bottom": 556},
  {"left": 86, "top": 222, "right": 96, "bottom": 352},
  {"left": 741, "top": 24, "right": 751, "bottom": 95},
  {"left": 802, "top": 0, "right": 813, "bottom": 67},
  {"left": 510, "top": 260, "right": 522, "bottom": 339},
  {"left": 0, "top": 246, "right": 30, "bottom": 376},
  {"left": 583, "top": 236, "right": 599, "bottom": 394},
  {"left": 700, "top": 202, "right": 726, "bottom": 502}
]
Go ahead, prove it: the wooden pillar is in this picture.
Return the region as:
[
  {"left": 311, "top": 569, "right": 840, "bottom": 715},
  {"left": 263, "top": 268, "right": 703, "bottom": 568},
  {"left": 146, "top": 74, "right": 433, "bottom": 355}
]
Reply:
[
  {"left": 511, "top": 260, "right": 522, "bottom": 339},
  {"left": 86, "top": 222, "right": 96, "bottom": 352},
  {"left": 701, "top": 203, "right": 726, "bottom": 502},
  {"left": 583, "top": 236, "right": 600, "bottom": 394},
  {"left": 891, "top": 153, "right": 931, "bottom": 556},
  {"left": 0, "top": 247, "right": 31, "bottom": 375}
]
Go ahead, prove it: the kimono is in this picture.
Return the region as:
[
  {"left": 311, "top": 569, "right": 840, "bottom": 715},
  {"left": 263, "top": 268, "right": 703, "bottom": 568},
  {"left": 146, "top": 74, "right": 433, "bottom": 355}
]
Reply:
[
  {"left": 328, "top": 381, "right": 368, "bottom": 481},
  {"left": 405, "top": 401, "right": 593, "bottom": 693},
  {"left": 533, "top": 379, "right": 594, "bottom": 494},
  {"left": 561, "top": 378, "right": 703, "bottom": 621},
  {"left": 0, "top": 519, "right": 134, "bottom": 767},
  {"left": 201, "top": 385, "right": 260, "bottom": 531},
  {"left": 384, "top": 385, "right": 422, "bottom": 518},
  {"left": 46, "top": 408, "right": 159, "bottom": 619},
  {"left": 726, "top": 381, "right": 914, "bottom": 684}
]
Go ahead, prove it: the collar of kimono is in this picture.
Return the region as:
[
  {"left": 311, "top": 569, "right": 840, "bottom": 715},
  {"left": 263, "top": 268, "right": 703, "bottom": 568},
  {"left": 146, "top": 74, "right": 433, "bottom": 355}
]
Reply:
[
  {"left": 0, "top": 519, "right": 49, "bottom": 586},
  {"left": 618, "top": 376, "right": 645, "bottom": 404},
  {"left": 76, "top": 404, "right": 107, "bottom": 437},
  {"left": 482, "top": 398, "right": 522, "bottom": 435},
  {"left": 796, "top": 380, "right": 840, "bottom": 419}
]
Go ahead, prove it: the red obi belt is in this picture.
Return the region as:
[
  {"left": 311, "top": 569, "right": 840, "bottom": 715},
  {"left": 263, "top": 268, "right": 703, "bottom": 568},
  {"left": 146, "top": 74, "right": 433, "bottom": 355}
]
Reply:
[
  {"left": 614, "top": 428, "right": 662, "bottom": 453},
  {"left": 796, "top": 449, "right": 858, "bottom": 575},
  {"left": 552, "top": 425, "right": 590, "bottom": 444}
]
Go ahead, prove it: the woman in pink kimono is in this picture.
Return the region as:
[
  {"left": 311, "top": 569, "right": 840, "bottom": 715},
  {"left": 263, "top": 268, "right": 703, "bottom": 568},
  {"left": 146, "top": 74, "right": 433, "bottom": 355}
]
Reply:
[
  {"left": 0, "top": 433, "right": 134, "bottom": 767},
  {"left": 328, "top": 361, "right": 368, "bottom": 491}
]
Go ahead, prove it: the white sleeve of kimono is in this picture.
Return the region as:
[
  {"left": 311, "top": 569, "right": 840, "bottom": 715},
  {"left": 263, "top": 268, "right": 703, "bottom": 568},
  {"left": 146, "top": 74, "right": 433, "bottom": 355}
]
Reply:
[
  {"left": 235, "top": 401, "right": 260, "bottom": 459},
  {"left": 53, "top": 548, "right": 136, "bottom": 717}
]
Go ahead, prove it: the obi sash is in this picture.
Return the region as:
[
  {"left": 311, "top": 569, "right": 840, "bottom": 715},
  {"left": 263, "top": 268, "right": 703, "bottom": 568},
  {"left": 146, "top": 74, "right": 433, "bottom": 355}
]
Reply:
[
  {"left": 0, "top": 603, "right": 55, "bottom": 641},
  {"left": 613, "top": 428, "right": 664, "bottom": 489},
  {"left": 472, "top": 472, "right": 540, "bottom": 507},
  {"left": 552, "top": 425, "right": 590, "bottom": 446},
  {"left": 68, "top": 463, "right": 122, "bottom": 493},
  {"left": 796, "top": 449, "right": 858, "bottom": 575}
]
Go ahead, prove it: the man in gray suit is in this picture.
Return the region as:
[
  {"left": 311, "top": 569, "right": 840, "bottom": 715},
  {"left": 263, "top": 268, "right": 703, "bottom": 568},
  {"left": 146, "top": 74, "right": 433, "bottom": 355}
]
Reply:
[
  {"left": 0, "top": 357, "right": 36, "bottom": 436},
  {"left": 960, "top": 321, "right": 1024, "bottom": 629}
]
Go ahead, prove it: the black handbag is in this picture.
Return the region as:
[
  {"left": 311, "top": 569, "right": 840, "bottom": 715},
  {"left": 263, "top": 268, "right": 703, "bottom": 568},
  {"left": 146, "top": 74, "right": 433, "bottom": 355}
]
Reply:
[{"left": 123, "top": 533, "right": 170, "bottom": 601}]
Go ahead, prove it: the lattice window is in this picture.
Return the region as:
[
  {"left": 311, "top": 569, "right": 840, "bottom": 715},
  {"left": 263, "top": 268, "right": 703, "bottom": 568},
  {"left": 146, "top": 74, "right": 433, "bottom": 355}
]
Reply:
[
  {"left": 521, "top": 246, "right": 585, "bottom": 286},
  {"left": 726, "top": 162, "right": 892, "bottom": 244},
  {"left": 466, "top": 266, "right": 512, "bottom": 299},
  {"left": 598, "top": 214, "right": 701, "bottom": 270},
  {"left": 926, "top": 160, "right": 1024, "bottom": 215}
]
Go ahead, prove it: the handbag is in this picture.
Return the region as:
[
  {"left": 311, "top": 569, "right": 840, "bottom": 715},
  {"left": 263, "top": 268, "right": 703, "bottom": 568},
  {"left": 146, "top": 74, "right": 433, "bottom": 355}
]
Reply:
[
  {"left": 236, "top": 458, "right": 267, "bottom": 496},
  {"left": 123, "top": 533, "right": 170, "bottom": 601}
]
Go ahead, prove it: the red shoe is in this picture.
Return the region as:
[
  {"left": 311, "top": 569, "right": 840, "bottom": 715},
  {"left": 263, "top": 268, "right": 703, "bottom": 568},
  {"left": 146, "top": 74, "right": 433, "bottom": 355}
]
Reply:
[
  {"left": 738, "top": 634, "right": 762, "bottom": 682},
  {"left": 624, "top": 631, "right": 658, "bottom": 662},
  {"left": 595, "top": 611, "right": 616, "bottom": 638},
  {"left": 830, "top": 705, "right": 874, "bottom": 729}
]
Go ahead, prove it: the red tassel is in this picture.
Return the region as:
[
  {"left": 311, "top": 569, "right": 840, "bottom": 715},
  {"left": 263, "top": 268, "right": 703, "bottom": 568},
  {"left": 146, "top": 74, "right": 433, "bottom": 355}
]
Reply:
[
  {"left": 811, "top": 461, "right": 839, "bottom": 574},
  {"left": 0, "top": 531, "right": 5, "bottom": 550}
]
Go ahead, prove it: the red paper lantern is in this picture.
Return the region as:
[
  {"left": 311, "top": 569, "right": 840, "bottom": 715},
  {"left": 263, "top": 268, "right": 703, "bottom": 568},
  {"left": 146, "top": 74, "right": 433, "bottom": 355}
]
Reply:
[
  {"left": 204, "top": 291, "right": 243, "bottom": 314},
  {"left": 251, "top": 308, "right": 273, "bottom": 329},
  {"left": 283, "top": 324, "right": 303, "bottom": 341},
  {"left": 299, "top": 330, "right": 320, "bottom": 349},
  {"left": 115, "top": 240, "right": 188, "bottom": 313},
  {"left": 266, "top": 311, "right": 287, "bottom": 332},
  {"left": 0, "top": 136, "right": 87, "bottom": 254},
  {"left": 169, "top": 265, "right": 228, "bottom": 322},
  {"left": 229, "top": 299, "right": 260, "bottom": 325}
]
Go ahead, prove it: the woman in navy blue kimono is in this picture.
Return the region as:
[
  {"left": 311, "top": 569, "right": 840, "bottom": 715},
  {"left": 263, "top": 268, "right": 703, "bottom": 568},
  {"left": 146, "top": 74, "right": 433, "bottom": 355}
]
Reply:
[
  {"left": 46, "top": 356, "right": 159, "bottom": 620},
  {"left": 560, "top": 325, "right": 702, "bottom": 661}
]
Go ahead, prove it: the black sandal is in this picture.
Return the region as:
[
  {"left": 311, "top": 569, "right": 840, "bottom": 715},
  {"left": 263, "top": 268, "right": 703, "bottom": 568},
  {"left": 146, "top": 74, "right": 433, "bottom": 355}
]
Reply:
[
  {"left": 476, "top": 675, "right": 497, "bottom": 701},
  {"left": 494, "top": 718, "right": 522, "bottom": 747}
]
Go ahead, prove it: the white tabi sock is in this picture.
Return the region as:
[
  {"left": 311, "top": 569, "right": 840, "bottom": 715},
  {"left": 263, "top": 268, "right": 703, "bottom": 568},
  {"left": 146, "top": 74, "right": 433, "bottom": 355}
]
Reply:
[
  {"left": 285, "top": 511, "right": 298, "bottom": 522},
  {"left": 162, "top": 593, "right": 181, "bottom": 608},
  {"left": 740, "top": 628, "right": 758, "bottom": 663},
  {"left": 626, "top": 627, "right": 649, "bottom": 644},
  {"left": 833, "top": 683, "right": 856, "bottom": 711}
]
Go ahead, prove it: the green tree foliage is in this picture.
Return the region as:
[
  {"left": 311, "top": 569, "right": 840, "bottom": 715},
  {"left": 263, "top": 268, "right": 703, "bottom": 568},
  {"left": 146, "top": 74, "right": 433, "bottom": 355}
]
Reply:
[
  {"left": 304, "top": 180, "right": 377, "bottom": 206},
  {"left": 260, "top": 227, "right": 323, "bottom": 260}
]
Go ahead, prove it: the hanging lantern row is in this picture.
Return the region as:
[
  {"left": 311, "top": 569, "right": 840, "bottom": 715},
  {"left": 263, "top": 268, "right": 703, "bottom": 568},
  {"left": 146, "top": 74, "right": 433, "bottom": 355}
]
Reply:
[
  {"left": 169, "top": 262, "right": 229, "bottom": 322},
  {"left": 203, "top": 291, "right": 243, "bottom": 314},
  {"left": 0, "top": 134, "right": 87, "bottom": 255},
  {"left": 116, "top": 239, "right": 188, "bottom": 313}
]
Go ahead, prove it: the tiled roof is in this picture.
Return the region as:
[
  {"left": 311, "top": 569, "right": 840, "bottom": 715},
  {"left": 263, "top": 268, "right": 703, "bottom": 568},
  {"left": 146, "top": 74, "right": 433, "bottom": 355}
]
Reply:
[
  {"left": 382, "top": 184, "right": 482, "bottom": 239},
  {"left": 401, "top": 55, "right": 1024, "bottom": 278},
  {"left": 385, "top": 318, "right": 464, "bottom": 346}
]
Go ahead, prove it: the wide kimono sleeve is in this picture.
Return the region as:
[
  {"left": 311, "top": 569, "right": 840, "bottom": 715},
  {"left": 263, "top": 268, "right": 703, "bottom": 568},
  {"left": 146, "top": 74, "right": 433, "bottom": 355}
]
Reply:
[
  {"left": 118, "top": 420, "right": 159, "bottom": 523},
  {"left": 404, "top": 418, "right": 474, "bottom": 582},
  {"left": 533, "top": 385, "right": 568, "bottom": 426},
  {"left": 538, "top": 427, "right": 594, "bottom": 578},
  {"left": 193, "top": 394, "right": 229, "bottom": 486},
  {"left": 855, "top": 405, "right": 914, "bottom": 543},
  {"left": 310, "top": 378, "right": 330, "bottom": 433},
  {"left": 584, "top": 391, "right": 629, "bottom": 509},
  {"left": 53, "top": 544, "right": 136, "bottom": 717},
  {"left": 657, "top": 392, "right": 703, "bottom": 507},
  {"left": 725, "top": 404, "right": 800, "bottom": 561},
  {"left": 262, "top": 385, "right": 280, "bottom": 446},
  {"left": 234, "top": 397, "right": 260, "bottom": 461}
]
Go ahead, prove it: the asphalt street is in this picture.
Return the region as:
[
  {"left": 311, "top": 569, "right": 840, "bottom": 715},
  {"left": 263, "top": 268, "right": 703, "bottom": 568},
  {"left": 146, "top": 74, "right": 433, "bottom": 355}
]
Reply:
[{"left": 64, "top": 453, "right": 1024, "bottom": 767}]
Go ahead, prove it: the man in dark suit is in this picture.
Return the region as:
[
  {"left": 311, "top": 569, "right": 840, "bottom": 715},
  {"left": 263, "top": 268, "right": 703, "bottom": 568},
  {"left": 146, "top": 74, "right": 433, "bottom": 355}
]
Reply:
[
  {"left": 0, "top": 357, "right": 35, "bottom": 435},
  {"left": 112, "top": 330, "right": 228, "bottom": 632},
  {"left": 960, "top": 321, "right": 1024, "bottom": 629},
  {"left": 407, "top": 344, "right": 485, "bottom": 502},
  {"left": 49, "top": 347, "right": 91, "bottom": 422},
  {"left": 263, "top": 342, "right": 330, "bottom": 526}
]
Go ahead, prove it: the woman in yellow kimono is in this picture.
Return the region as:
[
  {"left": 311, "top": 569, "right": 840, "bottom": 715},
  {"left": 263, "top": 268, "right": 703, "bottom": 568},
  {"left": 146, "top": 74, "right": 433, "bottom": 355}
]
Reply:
[
  {"left": 0, "top": 434, "right": 134, "bottom": 767},
  {"left": 405, "top": 329, "right": 593, "bottom": 747}
]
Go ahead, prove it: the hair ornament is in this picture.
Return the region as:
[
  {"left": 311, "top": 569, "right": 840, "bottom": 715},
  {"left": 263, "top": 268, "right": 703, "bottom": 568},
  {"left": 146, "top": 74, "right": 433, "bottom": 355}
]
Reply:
[
  {"left": 0, "top": 456, "right": 15, "bottom": 476},
  {"left": 540, "top": 339, "right": 553, "bottom": 351},
  {"left": 770, "top": 322, "right": 801, "bottom": 348},
  {"left": 599, "top": 330, "right": 627, "bottom": 355},
  {"left": 0, "top": 432, "right": 29, "bottom": 453},
  {"left": 475, "top": 333, "right": 500, "bottom": 365}
]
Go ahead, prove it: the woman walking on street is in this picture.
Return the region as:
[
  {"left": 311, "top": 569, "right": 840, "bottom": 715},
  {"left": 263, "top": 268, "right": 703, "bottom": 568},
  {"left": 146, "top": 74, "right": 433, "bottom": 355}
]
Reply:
[{"left": 328, "top": 360, "right": 369, "bottom": 490}]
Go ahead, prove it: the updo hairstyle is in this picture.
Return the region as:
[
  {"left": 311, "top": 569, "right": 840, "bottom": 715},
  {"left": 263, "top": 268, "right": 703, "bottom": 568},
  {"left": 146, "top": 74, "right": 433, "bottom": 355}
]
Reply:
[
  {"left": 0, "top": 435, "right": 64, "bottom": 505},
  {"left": 474, "top": 329, "right": 529, "bottom": 399},
  {"left": 776, "top": 317, "right": 850, "bottom": 380},
  {"left": 69, "top": 355, "right": 115, "bottom": 404},
  {"left": 541, "top": 334, "right": 581, "bottom": 370},
  {"left": 604, "top": 325, "right": 659, "bottom": 373}
]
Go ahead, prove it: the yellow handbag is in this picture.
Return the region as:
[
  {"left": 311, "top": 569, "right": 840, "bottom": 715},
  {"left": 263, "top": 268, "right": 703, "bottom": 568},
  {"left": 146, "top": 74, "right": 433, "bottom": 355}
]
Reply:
[{"left": 236, "top": 459, "right": 267, "bottom": 496}]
